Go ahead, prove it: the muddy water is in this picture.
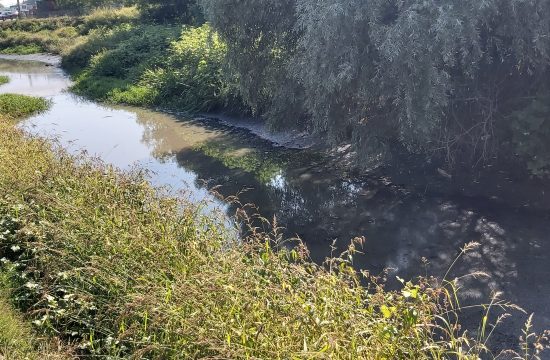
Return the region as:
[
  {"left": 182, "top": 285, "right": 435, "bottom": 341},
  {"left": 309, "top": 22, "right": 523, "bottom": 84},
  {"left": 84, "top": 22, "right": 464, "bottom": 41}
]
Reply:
[{"left": 1, "top": 57, "right": 549, "bottom": 343}]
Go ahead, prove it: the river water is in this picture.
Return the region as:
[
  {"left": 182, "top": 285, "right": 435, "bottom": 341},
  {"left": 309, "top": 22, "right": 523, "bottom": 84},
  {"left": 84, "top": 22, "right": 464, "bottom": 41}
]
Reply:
[{"left": 1, "top": 56, "right": 549, "bottom": 344}]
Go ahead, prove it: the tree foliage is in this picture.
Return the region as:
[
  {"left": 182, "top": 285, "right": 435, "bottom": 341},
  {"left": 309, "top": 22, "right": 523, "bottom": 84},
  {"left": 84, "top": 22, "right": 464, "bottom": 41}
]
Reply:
[
  {"left": 201, "top": 0, "right": 550, "bottom": 173},
  {"left": 54, "top": 0, "right": 121, "bottom": 11},
  {"left": 130, "top": 0, "right": 202, "bottom": 23},
  {"left": 200, "top": 0, "right": 306, "bottom": 129}
]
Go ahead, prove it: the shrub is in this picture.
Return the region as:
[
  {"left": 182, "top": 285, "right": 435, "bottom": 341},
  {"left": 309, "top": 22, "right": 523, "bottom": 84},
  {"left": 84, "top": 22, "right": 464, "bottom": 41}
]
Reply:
[
  {"left": 67, "top": 24, "right": 242, "bottom": 113},
  {"left": 133, "top": 0, "right": 203, "bottom": 23},
  {"left": 61, "top": 24, "right": 136, "bottom": 70},
  {"left": 141, "top": 24, "right": 239, "bottom": 111},
  {"left": 0, "top": 75, "right": 8, "bottom": 86},
  {"left": 87, "top": 25, "right": 179, "bottom": 78}
]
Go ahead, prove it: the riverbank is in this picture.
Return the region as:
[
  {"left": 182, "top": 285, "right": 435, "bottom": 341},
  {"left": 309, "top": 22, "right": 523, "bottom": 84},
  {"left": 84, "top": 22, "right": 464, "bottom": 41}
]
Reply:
[
  {"left": 3, "top": 92, "right": 541, "bottom": 357},
  {"left": 2, "top": 12, "right": 549, "bottom": 212}
]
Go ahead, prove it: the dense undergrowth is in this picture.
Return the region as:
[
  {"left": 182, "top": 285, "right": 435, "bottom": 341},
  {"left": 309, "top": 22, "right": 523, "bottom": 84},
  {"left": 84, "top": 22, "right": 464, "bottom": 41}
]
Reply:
[
  {"left": 65, "top": 22, "right": 242, "bottom": 113},
  {"left": 0, "top": 288, "right": 71, "bottom": 359},
  {"left": 1, "top": 95, "right": 548, "bottom": 358}
]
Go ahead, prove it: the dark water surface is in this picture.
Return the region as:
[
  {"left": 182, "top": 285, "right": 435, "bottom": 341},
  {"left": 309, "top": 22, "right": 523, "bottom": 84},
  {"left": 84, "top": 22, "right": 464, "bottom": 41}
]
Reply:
[{"left": 1, "top": 57, "right": 549, "bottom": 343}]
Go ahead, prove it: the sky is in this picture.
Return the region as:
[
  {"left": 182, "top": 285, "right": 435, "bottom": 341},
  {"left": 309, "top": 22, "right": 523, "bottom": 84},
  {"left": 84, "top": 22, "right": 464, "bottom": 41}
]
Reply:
[{"left": 0, "top": 0, "right": 17, "bottom": 7}]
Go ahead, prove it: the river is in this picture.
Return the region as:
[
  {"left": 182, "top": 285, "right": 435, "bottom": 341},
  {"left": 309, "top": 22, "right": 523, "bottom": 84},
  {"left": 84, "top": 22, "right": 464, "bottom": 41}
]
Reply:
[{"left": 1, "top": 55, "right": 549, "bottom": 345}]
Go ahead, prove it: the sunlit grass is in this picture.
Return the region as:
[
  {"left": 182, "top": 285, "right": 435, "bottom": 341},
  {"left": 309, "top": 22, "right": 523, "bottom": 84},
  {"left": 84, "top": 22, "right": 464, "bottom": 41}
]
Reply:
[
  {"left": 0, "top": 75, "right": 9, "bottom": 86},
  {"left": 0, "top": 43, "right": 44, "bottom": 55},
  {"left": 0, "top": 94, "right": 49, "bottom": 120}
]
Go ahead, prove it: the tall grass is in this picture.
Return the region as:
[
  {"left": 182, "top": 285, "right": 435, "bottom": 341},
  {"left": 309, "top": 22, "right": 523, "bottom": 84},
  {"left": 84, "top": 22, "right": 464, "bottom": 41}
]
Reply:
[
  {"left": 0, "top": 94, "right": 49, "bottom": 119},
  {"left": 0, "top": 95, "right": 548, "bottom": 358},
  {"left": 0, "top": 75, "right": 9, "bottom": 86},
  {"left": 0, "top": 8, "right": 138, "bottom": 55},
  {"left": 80, "top": 6, "right": 139, "bottom": 34},
  {"left": 0, "top": 287, "right": 72, "bottom": 359},
  {"left": 0, "top": 94, "right": 72, "bottom": 359}
]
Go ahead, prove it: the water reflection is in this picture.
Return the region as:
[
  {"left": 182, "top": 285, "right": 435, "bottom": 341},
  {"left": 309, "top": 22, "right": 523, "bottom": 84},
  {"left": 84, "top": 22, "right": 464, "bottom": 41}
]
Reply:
[
  {"left": 2, "top": 58, "right": 549, "bottom": 338},
  {"left": 0, "top": 57, "right": 69, "bottom": 96}
]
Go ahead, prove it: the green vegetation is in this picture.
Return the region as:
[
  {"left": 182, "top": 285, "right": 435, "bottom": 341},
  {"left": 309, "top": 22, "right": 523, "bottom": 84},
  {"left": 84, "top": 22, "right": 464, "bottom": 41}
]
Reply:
[
  {"left": 0, "top": 9, "right": 137, "bottom": 56},
  {"left": 0, "top": 17, "right": 83, "bottom": 55},
  {"left": 0, "top": 94, "right": 49, "bottom": 120},
  {"left": 1, "top": 3, "right": 550, "bottom": 178},
  {"left": 0, "top": 288, "right": 71, "bottom": 359},
  {"left": 0, "top": 7, "right": 241, "bottom": 113},
  {"left": 0, "top": 95, "right": 71, "bottom": 359},
  {"left": 0, "top": 75, "right": 8, "bottom": 86},
  {"left": 1, "top": 96, "right": 547, "bottom": 358},
  {"left": 131, "top": 0, "right": 202, "bottom": 23},
  {"left": 67, "top": 23, "right": 241, "bottom": 112},
  {"left": 202, "top": 0, "right": 550, "bottom": 175}
]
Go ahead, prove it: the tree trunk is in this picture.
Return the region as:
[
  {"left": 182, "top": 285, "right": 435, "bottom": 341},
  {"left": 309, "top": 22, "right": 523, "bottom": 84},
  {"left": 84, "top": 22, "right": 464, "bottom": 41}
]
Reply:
[{"left": 16, "top": 0, "right": 21, "bottom": 18}]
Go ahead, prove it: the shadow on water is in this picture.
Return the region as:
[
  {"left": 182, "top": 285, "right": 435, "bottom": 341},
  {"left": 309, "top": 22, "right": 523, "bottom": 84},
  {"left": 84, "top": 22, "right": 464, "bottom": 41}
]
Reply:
[{"left": 2, "top": 57, "right": 549, "bottom": 342}]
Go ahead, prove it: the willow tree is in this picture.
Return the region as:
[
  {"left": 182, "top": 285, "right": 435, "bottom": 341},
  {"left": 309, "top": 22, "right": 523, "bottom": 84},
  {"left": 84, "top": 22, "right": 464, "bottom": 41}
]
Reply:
[
  {"left": 203, "top": 0, "right": 550, "bottom": 172},
  {"left": 200, "top": 0, "right": 307, "bottom": 129},
  {"left": 131, "top": 0, "right": 202, "bottom": 22}
]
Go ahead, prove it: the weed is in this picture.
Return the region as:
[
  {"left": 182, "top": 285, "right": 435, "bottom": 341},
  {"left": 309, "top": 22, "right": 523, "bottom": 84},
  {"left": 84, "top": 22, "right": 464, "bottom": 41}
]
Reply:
[{"left": 0, "top": 94, "right": 49, "bottom": 120}]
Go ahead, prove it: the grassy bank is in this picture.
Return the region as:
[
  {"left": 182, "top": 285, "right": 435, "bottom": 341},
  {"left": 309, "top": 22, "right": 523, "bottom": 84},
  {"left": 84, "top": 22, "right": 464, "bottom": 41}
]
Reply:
[
  {"left": 65, "top": 22, "right": 242, "bottom": 113},
  {"left": 0, "top": 8, "right": 138, "bottom": 56},
  {"left": 0, "top": 94, "right": 72, "bottom": 359},
  {"left": 0, "top": 8, "right": 243, "bottom": 115},
  {"left": 2, "top": 95, "right": 547, "bottom": 358}
]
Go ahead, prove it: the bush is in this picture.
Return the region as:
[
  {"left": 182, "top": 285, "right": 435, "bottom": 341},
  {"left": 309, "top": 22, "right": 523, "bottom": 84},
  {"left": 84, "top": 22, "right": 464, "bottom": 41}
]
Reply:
[
  {"left": 61, "top": 24, "right": 136, "bottom": 70},
  {"left": 0, "top": 75, "right": 8, "bottom": 86},
  {"left": 68, "top": 24, "right": 243, "bottom": 113},
  {"left": 141, "top": 24, "right": 239, "bottom": 111},
  {"left": 133, "top": 0, "right": 203, "bottom": 23},
  {"left": 87, "top": 25, "right": 179, "bottom": 78}
]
